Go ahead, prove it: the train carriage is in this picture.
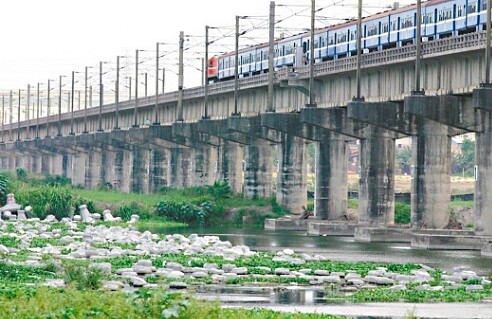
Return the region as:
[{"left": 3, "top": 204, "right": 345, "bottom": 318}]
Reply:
[{"left": 209, "top": 0, "right": 492, "bottom": 83}]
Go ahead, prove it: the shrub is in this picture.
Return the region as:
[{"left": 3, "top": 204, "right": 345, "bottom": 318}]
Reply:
[
  {"left": 0, "top": 175, "right": 8, "bottom": 206},
  {"left": 207, "top": 180, "right": 232, "bottom": 199},
  {"left": 395, "top": 202, "right": 411, "bottom": 224},
  {"left": 64, "top": 264, "right": 104, "bottom": 290},
  {"left": 115, "top": 203, "right": 141, "bottom": 221},
  {"left": 155, "top": 200, "right": 215, "bottom": 226},
  {"left": 16, "top": 186, "right": 74, "bottom": 220},
  {"left": 44, "top": 175, "right": 72, "bottom": 187},
  {"left": 15, "top": 168, "right": 27, "bottom": 181}
]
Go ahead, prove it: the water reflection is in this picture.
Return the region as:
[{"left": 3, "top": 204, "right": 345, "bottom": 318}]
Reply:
[{"left": 145, "top": 226, "right": 492, "bottom": 275}]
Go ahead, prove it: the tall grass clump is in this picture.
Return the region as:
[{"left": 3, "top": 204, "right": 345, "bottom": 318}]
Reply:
[{"left": 16, "top": 186, "right": 74, "bottom": 220}]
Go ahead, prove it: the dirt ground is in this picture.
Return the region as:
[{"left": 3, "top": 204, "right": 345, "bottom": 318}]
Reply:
[{"left": 348, "top": 174, "right": 475, "bottom": 194}]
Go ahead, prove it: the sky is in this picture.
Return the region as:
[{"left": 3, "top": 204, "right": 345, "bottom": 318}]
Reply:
[{"left": 0, "top": 0, "right": 416, "bottom": 98}]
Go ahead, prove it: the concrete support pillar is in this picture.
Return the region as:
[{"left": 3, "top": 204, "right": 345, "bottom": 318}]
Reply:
[
  {"left": 31, "top": 155, "right": 42, "bottom": 174},
  {"left": 72, "top": 152, "right": 86, "bottom": 187},
  {"left": 15, "top": 156, "right": 28, "bottom": 171},
  {"left": 113, "top": 149, "right": 132, "bottom": 193},
  {"left": 41, "top": 155, "right": 51, "bottom": 175},
  {"left": 61, "top": 154, "right": 71, "bottom": 178},
  {"left": 84, "top": 150, "right": 102, "bottom": 189},
  {"left": 220, "top": 140, "right": 244, "bottom": 194},
  {"left": 192, "top": 145, "right": 217, "bottom": 187},
  {"left": 149, "top": 148, "right": 170, "bottom": 193},
  {"left": 0, "top": 157, "right": 8, "bottom": 170},
  {"left": 475, "top": 104, "right": 492, "bottom": 236},
  {"left": 412, "top": 119, "right": 451, "bottom": 229},
  {"left": 359, "top": 127, "right": 395, "bottom": 226},
  {"left": 315, "top": 134, "right": 348, "bottom": 220},
  {"left": 51, "top": 154, "right": 64, "bottom": 176},
  {"left": 169, "top": 148, "right": 192, "bottom": 188},
  {"left": 7, "top": 156, "right": 16, "bottom": 171},
  {"left": 99, "top": 147, "right": 116, "bottom": 188},
  {"left": 244, "top": 139, "right": 273, "bottom": 199},
  {"left": 276, "top": 134, "right": 307, "bottom": 215},
  {"left": 131, "top": 147, "right": 150, "bottom": 194}
]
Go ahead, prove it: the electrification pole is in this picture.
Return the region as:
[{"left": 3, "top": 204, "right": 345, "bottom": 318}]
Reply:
[
  {"left": 204, "top": 25, "right": 210, "bottom": 119},
  {"left": 267, "top": 1, "right": 276, "bottom": 112},
  {"left": 134, "top": 49, "right": 140, "bottom": 127},
  {"left": 154, "top": 42, "right": 160, "bottom": 125},
  {"left": 355, "top": 0, "right": 363, "bottom": 100},
  {"left": 308, "top": 0, "right": 316, "bottom": 106},
  {"left": 177, "top": 31, "right": 185, "bottom": 122},
  {"left": 58, "top": 75, "right": 63, "bottom": 136},
  {"left": 98, "top": 61, "right": 104, "bottom": 132},
  {"left": 233, "top": 16, "right": 240, "bottom": 115},
  {"left": 415, "top": 0, "right": 422, "bottom": 93}
]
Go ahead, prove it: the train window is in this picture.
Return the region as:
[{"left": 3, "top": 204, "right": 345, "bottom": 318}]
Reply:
[
  {"left": 338, "top": 33, "right": 347, "bottom": 43},
  {"left": 401, "top": 17, "right": 413, "bottom": 28},
  {"left": 457, "top": 5, "right": 465, "bottom": 17},
  {"left": 483, "top": 1, "right": 487, "bottom": 11},
  {"left": 367, "top": 25, "right": 378, "bottom": 36},
  {"left": 391, "top": 21, "right": 398, "bottom": 31},
  {"left": 468, "top": 2, "right": 477, "bottom": 13},
  {"left": 382, "top": 22, "right": 389, "bottom": 33},
  {"left": 329, "top": 36, "right": 335, "bottom": 45},
  {"left": 350, "top": 30, "right": 357, "bottom": 41},
  {"left": 423, "top": 13, "right": 434, "bottom": 24}
]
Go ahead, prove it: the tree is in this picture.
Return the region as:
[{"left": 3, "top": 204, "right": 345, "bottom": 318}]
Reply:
[
  {"left": 396, "top": 147, "right": 412, "bottom": 175},
  {"left": 452, "top": 138, "right": 475, "bottom": 176}
]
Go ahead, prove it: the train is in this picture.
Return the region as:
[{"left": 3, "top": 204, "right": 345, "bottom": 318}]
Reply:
[{"left": 207, "top": 0, "right": 489, "bottom": 82}]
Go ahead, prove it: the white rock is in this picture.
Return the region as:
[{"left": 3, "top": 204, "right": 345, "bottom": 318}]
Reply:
[
  {"left": 129, "top": 276, "right": 147, "bottom": 287},
  {"left": 282, "top": 249, "right": 295, "bottom": 255},
  {"left": 230, "top": 267, "right": 248, "bottom": 275},
  {"left": 275, "top": 268, "right": 291, "bottom": 276},
  {"left": 169, "top": 281, "right": 188, "bottom": 289},
  {"left": 0, "top": 244, "right": 9, "bottom": 254},
  {"left": 313, "top": 269, "right": 329, "bottom": 276}
]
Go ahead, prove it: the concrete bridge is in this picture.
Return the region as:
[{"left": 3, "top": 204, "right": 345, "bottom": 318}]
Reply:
[{"left": 1, "top": 32, "right": 492, "bottom": 254}]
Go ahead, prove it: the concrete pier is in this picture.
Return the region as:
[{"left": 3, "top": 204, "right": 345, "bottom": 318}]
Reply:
[
  {"left": 411, "top": 119, "right": 451, "bottom": 229},
  {"left": 113, "top": 149, "right": 132, "bottom": 193},
  {"left": 277, "top": 134, "right": 307, "bottom": 215},
  {"left": 71, "top": 152, "right": 86, "bottom": 187},
  {"left": 149, "top": 148, "right": 170, "bottom": 193},
  {"left": 315, "top": 134, "right": 348, "bottom": 220},
  {"left": 358, "top": 126, "right": 395, "bottom": 226},
  {"left": 473, "top": 86, "right": 492, "bottom": 254},
  {"left": 169, "top": 148, "right": 192, "bottom": 189},
  {"left": 219, "top": 140, "right": 244, "bottom": 194},
  {"left": 131, "top": 147, "right": 150, "bottom": 194},
  {"left": 84, "top": 150, "right": 102, "bottom": 189},
  {"left": 244, "top": 138, "right": 273, "bottom": 199},
  {"left": 192, "top": 144, "right": 217, "bottom": 187}
]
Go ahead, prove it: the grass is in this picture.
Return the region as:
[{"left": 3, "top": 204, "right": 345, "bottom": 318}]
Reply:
[
  {"left": 0, "top": 287, "right": 345, "bottom": 319},
  {"left": 326, "top": 286, "right": 492, "bottom": 303}
]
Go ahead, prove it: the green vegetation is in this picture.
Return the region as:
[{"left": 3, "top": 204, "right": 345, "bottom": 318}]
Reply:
[
  {"left": 0, "top": 287, "right": 344, "bottom": 319},
  {"left": 2, "top": 170, "right": 287, "bottom": 228},
  {"left": 326, "top": 286, "right": 492, "bottom": 303},
  {"left": 395, "top": 202, "right": 411, "bottom": 224}
]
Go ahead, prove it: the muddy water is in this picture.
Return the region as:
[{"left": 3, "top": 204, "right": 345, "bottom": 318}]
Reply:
[{"left": 148, "top": 226, "right": 492, "bottom": 275}]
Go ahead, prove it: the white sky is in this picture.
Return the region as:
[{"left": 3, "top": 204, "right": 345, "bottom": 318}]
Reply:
[{"left": 0, "top": 0, "right": 415, "bottom": 97}]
